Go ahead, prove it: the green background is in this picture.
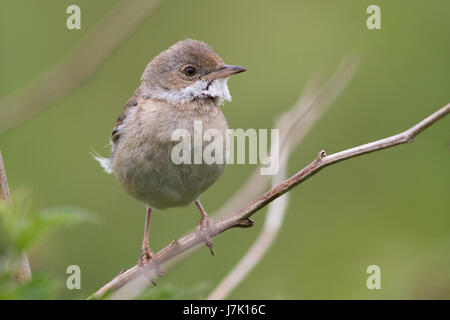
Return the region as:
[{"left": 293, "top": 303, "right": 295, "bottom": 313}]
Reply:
[{"left": 0, "top": 0, "right": 449, "bottom": 299}]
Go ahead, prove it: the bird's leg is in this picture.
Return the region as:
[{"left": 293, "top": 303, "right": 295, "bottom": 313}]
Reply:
[
  {"left": 138, "top": 207, "right": 163, "bottom": 283},
  {"left": 195, "top": 200, "right": 215, "bottom": 256},
  {"left": 139, "top": 207, "right": 154, "bottom": 265}
]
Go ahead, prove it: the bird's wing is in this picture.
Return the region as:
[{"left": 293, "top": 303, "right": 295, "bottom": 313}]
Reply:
[
  {"left": 94, "top": 90, "right": 140, "bottom": 174},
  {"left": 111, "top": 92, "right": 139, "bottom": 143}
]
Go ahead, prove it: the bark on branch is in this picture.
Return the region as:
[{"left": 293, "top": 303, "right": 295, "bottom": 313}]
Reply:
[{"left": 91, "top": 103, "right": 450, "bottom": 299}]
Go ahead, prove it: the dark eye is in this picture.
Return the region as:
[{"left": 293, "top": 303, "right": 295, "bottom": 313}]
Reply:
[{"left": 184, "top": 66, "right": 196, "bottom": 76}]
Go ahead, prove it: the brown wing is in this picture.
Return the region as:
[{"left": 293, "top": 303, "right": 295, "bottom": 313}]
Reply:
[{"left": 111, "top": 89, "right": 140, "bottom": 143}]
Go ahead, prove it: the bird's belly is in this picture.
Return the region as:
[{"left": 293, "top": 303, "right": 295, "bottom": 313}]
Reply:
[
  {"left": 111, "top": 100, "right": 228, "bottom": 209},
  {"left": 113, "top": 143, "right": 225, "bottom": 209}
]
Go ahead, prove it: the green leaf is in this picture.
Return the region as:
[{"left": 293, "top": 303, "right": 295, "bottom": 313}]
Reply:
[
  {"left": 14, "top": 206, "right": 95, "bottom": 252},
  {"left": 0, "top": 273, "right": 58, "bottom": 300}
]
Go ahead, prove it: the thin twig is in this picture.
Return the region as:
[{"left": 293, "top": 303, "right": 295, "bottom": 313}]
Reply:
[
  {"left": 90, "top": 102, "right": 450, "bottom": 299},
  {"left": 0, "top": 151, "right": 32, "bottom": 282},
  {"left": 0, "top": 0, "right": 161, "bottom": 133}
]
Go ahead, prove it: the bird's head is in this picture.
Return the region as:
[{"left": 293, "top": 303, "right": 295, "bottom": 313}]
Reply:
[{"left": 140, "top": 39, "right": 246, "bottom": 105}]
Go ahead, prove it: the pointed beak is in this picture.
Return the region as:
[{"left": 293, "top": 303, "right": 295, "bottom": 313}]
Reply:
[{"left": 206, "top": 65, "right": 247, "bottom": 80}]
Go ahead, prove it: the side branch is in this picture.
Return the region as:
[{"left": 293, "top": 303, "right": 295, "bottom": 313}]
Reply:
[
  {"left": 91, "top": 103, "right": 449, "bottom": 299},
  {"left": 0, "top": 152, "right": 32, "bottom": 282}
]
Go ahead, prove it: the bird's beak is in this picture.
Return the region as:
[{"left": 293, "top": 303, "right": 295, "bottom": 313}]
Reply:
[{"left": 207, "top": 65, "right": 247, "bottom": 80}]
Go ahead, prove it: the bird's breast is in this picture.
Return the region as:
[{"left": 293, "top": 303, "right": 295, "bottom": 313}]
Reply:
[{"left": 111, "top": 99, "right": 228, "bottom": 209}]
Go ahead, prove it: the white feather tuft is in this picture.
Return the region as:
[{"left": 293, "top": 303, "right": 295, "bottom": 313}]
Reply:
[
  {"left": 151, "top": 78, "right": 231, "bottom": 105},
  {"left": 94, "top": 156, "right": 113, "bottom": 174},
  {"left": 90, "top": 147, "right": 113, "bottom": 174}
]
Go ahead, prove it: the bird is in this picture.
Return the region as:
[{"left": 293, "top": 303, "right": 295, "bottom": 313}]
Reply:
[{"left": 94, "top": 39, "right": 246, "bottom": 276}]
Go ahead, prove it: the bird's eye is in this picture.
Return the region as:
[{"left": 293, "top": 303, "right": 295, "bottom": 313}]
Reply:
[{"left": 183, "top": 66, "right": 196, "bottom": 76}]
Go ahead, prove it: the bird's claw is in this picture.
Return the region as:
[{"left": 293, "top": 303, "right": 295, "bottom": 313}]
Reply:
[
  {"left": 196, "top": 215, "right": 215, "bottom": 256},
  {"left": 138, "top": 247, "right": 163, "bottom": 285}
]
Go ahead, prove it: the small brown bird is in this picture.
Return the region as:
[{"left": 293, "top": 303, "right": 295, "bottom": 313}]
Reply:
[{"left": 95, "top": 39, "right": 246, "bottom": 273}]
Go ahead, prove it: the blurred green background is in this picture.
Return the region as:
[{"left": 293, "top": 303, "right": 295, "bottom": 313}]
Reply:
[{"left": 0, "top": 0, "right": 449, "bottom": 299}]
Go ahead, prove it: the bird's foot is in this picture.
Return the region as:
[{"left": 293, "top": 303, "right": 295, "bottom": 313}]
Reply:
[
  {"left": 138, "top": 247, "right": 163, "bottom": 285},
  {"left": 196, "top": 215, "right": 215, "bottom": 256}
]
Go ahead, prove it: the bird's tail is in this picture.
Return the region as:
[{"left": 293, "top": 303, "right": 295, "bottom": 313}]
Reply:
[{"left": 90, "top": 147, "right": 113, "bottom": 174}]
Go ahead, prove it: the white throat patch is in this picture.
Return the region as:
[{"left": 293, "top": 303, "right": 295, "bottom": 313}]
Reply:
[{"left": 152, "top": 78, "right": 231, "bottom": 105}]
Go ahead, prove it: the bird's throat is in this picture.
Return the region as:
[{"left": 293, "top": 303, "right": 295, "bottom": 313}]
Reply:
[{"left": 150, "top": 78, "right": 231, "bottom": 106}]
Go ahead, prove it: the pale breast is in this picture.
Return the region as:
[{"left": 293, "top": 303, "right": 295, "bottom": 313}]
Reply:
[{"left": 111, "top": 98, "right": 228, "bottom": 209}]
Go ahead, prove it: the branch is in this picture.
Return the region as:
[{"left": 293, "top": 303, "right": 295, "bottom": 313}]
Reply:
[
  {"left": 0, "top": 151, "right": 32, "bottom": 283},
  {"left": 91, "top": 103, "right": 450, "bottom": 299}
]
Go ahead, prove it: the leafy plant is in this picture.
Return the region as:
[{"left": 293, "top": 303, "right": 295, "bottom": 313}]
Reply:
[{"left": 0, "top": 192, "right": 92, "bottom": 299}]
